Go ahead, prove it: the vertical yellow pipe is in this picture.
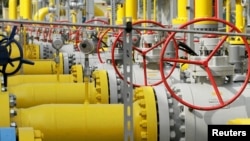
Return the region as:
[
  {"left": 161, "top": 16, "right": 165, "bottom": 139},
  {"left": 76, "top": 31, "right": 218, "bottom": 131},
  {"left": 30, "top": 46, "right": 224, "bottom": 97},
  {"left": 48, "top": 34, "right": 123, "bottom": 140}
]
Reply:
[
  {"left": 20, "top": 0, "right": 32, "bottom": 20},
  {"left": 9, "top": 0, "right": 17, "bottom": 20},
  {"left": 235, "top": 0, "right": 245, "bottom": 32},
  {"left": 194, "top": 0, "right": 212, "bottom": 18},
  {"left": 125, "top": 0, "right": 138, "bottom": 22},
  {"left": 153, "top": 0, "right": 156, "bottom": 21},
  {"left": 172, "top": 0, "right": 188, "bottom": 25},
  {"left": 70, "top": 10, "right": 77, "bottom": 23},
  {"left": 116, "top": 4, "right": 125, "bottom": 25},
  {"left": 143, "top": 0, "right": 146, "bottom": 20},
  {"left": 225, "top": 0, "right": 231, "bottom": 33},
  {"left": 178, "top": 0, "right": 187, "bottom": 19}
]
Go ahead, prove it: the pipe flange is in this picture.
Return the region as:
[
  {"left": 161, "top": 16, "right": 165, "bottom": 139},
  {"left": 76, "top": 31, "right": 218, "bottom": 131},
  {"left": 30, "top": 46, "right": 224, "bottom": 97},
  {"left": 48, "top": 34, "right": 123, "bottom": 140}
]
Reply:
[
  {"left": 9, "top": 94, "right": 16, "bottom": 108},
  {"left": 167, "top": 86, "right": 186, "bottom": 141},
  {"left": 68, "top": 53, "right": 76, "bottom": 70},
  {"left": 134, "top": 87, "right": 158, "bottom": 140},
  {"left": 92, "top": 70, "right": 109, "bottom": 104},
  {"left": 106, "top": 70, "right": 122, "bottom": 103},
  {"left": 153, "top": 86, "right": 171, "bottom": 141}
]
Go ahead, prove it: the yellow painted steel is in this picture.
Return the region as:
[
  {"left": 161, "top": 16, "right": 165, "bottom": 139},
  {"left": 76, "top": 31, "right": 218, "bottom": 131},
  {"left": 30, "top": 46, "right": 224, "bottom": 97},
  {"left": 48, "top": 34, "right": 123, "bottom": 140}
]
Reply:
[
  {"left": 125, "top": 0, "right": 137, "bottom": 22},
  {"left": 172, "top": 0, "right": 188, "bottom": 25},
  {"left": 23, "top": 44, "right": 40, "bottom": 59},
  {"left": 116, "top": 4, "right": 125, "bottom": 25},
  {"left": 20, "top": 0, "right": 32, "bottom": 20},
  {"left": 6, "top": 64, "right": 83, "bottom": 87},
  {"left": 8, "top": 0, "right": 17, "bottom": 20},
  {"left": 94, "top": 4, "right": 105, "bottom": 16},
  {"left": 18, "top": 127, "right": 44, "bottom": 141},
  {"left": 33, "top": 7, "right": 50, "bottom": 21},
  {"left": 225, "top": 0, "right": 231, "bottom": 33},
  {"left": 8, "top": 70, "right": 109, "bottom": 108},
  {"left": 7, "top": 75, "right": 74, "bottom": 86},
  {"left": 49, "top": 0, "right": 55, "bottom": 6},
  {"left": 70, "top": 10, "right": 77, "bottom": 24},
  {"left": 6, "top": 59, "right": 63, "bottom": 75},
  {"left": 13, "top": 87, "right": 158, "bottom": 141},
  {"left": 235, "top": 0, "right": 245, "bottom": 32},
  {"left": 228, "top": 119, "right": 250, "bottom": 124},
  {"left": 194, "top": 0, "right": 215, "bottom": 25},
  {"left": 0, "top": 93, "right": 11, "bottom": 127}
]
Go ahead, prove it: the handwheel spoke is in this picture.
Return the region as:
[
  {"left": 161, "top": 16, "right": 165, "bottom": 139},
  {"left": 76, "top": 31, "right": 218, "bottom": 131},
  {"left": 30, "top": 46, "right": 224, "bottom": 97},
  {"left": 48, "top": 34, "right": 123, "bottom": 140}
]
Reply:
[
  {"left": 162, "top": 57, "right": 203, "bottom": 65},
  {"left": 206, "top": 28, "right": 233, "bottom": 61},
  {"left": 204, "top": 67, "right": 224, "bottom": 105},
  {"left": 144, "top": 40, "right": 165, "bottom": 53},
  {"left": 10, "top": 57, "right": 21, "bottom": 62}
]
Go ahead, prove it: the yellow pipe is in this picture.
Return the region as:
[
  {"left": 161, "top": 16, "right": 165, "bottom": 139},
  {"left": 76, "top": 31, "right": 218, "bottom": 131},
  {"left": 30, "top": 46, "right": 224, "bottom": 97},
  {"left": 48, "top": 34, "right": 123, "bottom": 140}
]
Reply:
[
  {"left": 143, "top": 0, "right": 146, "bottom": 20},
  {"left": 70, "top": 10, "right": 77, "bottom": 23},
  {"left": 153, "top": 0, "right": 156, "bottom": 21},
  {"left": 195, "top": 0, "right": 212, "bottom": 18},
  {"left": 9, "top": 81, "right": 109, "bottom": 108},
  {"left": 225, "top": 0, "right": 231, "bottom": 33},
  {"left": 235, "top": 0, "right": 245, "bottom": 32},
  {"left": 13, "top": 87, "right": 158, "bottom": 141},
  {"left": 228, "top": 118, "right": 250, "bottom": 124},
  {"left": 49, "top": 0, "right": 55, "bottom": 6},
  {"left": 116, "top": 4, "right": 125, "bottom": 25},
  {"left": 94, "top": 4, "right": 104, "bottom": 16},
  {"left": 33, "top": 7, "right": 50, "bottom": 21},
  {"left": 172, "top": 0, "right": 188, "bottom": 25},
  {"left": 125, "top": 0, "right": 138, "bottom": 22},
  {"left": 6, "top": 59, "right": 63, "bottom": 74},
  {"left": 194, "top": 0, "right": 216, "bottom": 25},
  {"left": 6, "top": 65, "right": 84, "bottom": 87},
  {"left": 7, "top": 75, "right": 75, "bottom": 86},
  {"left": 8, "top": 0, "right": 17, "bottom": 20},
  {"left": 20, "top": 0, "right": 32, "bottom": 20}
]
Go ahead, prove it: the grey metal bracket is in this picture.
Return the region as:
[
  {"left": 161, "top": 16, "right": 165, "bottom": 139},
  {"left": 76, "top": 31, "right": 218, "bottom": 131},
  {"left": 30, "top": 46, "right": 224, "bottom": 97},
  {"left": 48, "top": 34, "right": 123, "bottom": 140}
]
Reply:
[{"left": 122, "top": 17, "right": 134, "bottom": 141}]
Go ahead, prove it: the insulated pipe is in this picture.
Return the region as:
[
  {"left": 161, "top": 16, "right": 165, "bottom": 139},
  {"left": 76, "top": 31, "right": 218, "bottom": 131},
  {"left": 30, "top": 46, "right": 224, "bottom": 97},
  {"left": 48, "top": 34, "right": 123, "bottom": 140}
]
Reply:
[
  {"left": 20, "top": 0, "right": 32, "bottom": 20},
  {"left": 13, "top": 87, "right": 158, "bottom": 141},
  {"left": 9, "top": 82, "right": 109, "bottom": 108},
  {"left": 8, "top": 0, "right": 17, "bottom": 20},
  {"left": 33, "top": 7, "right": 50, "bottom": 21},
  {"left": 125, "top": 0, "right": 138, "bottom": 22}
]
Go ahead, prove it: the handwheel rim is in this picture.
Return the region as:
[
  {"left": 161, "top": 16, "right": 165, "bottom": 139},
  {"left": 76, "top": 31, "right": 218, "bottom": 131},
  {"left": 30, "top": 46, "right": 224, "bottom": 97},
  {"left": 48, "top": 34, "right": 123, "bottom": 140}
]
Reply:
[
  {"left": 160, "top": 17, "right": 250, "bottom": 110},
  {"left": 111, "top": 20, "right": 175, "bottom": 87}
]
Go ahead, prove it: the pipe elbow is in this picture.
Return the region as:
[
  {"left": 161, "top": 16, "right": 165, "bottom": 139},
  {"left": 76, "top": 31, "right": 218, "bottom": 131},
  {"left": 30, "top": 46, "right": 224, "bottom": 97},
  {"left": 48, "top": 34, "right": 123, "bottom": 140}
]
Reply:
[{"left": 33, "top": 7, "right": 50, "bottom": 21}]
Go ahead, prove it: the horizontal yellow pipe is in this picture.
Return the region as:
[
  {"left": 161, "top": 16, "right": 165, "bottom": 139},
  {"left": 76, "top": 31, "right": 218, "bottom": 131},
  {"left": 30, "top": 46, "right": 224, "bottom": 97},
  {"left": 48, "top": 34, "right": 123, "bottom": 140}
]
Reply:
[
  {"left": 33, "top": 7, "right": 49, "bottom": 21},
  {"left": 9, "top": 82, "right": 109, "bottom": 108},
  {"left": 13, "top": 87, "right": 158, "bottom": 141},
  {"left": 6, "top": 59, "right": 63, "bottom": 74},
  {"left": 7, "top": 75, "right": 75, "bottom": 86},
  {"left": 14, "top": 104, "right": 124, "bottom": 141}
]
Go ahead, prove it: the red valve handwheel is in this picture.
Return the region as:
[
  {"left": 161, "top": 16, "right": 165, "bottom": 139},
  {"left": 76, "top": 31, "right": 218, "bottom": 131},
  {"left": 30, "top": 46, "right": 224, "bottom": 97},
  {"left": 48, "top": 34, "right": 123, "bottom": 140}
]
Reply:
[
  {"left": 159, "top": 17, "right": 250, "bottom": 110},
  {"left": 111, "top": 20, "right": 176, "bottom": 87}
]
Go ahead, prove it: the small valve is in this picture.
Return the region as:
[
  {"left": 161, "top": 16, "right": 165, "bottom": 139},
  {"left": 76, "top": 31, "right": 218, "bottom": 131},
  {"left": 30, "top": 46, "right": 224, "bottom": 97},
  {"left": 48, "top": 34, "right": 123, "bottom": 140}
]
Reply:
[{"left": 52, "top": 34, "right": 64, "bottom": 50}]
